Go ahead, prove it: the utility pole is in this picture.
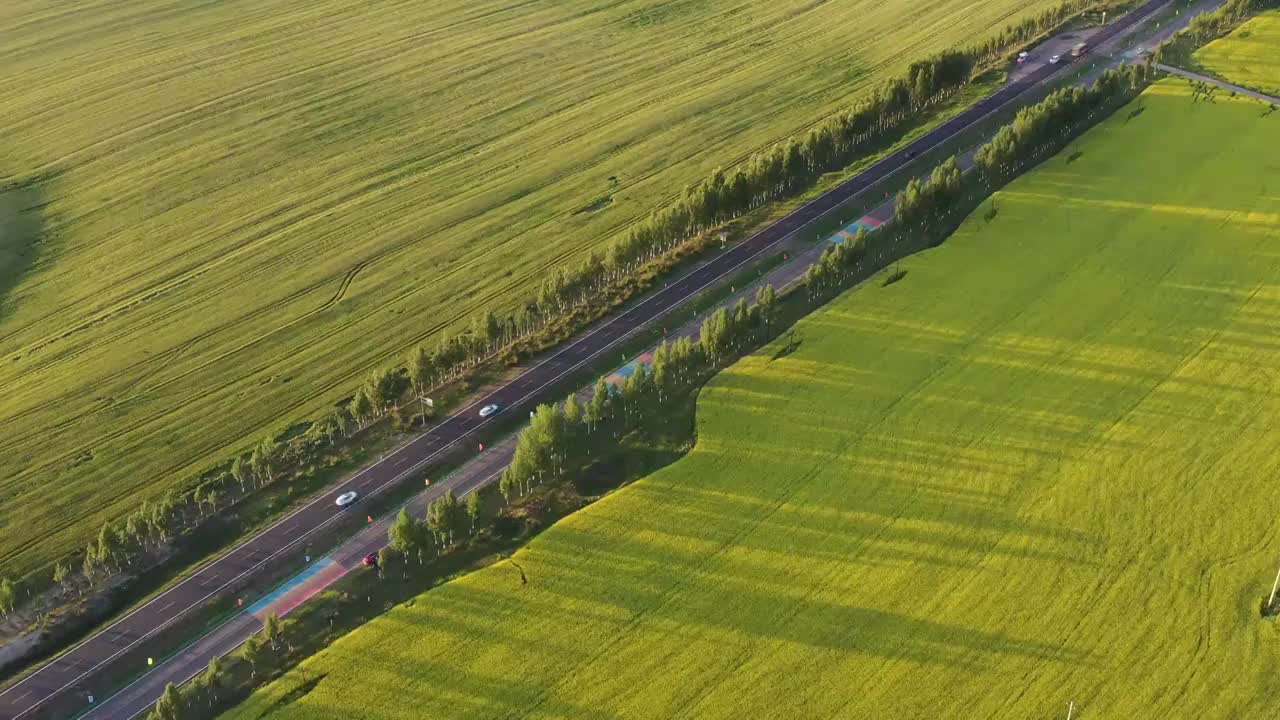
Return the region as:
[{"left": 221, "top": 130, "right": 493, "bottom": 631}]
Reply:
[
  {"left": 1067, "top": 700, "right": 1076, "bottom": 720},
  {"left": 1268, "top": 558, "right": 1280, "bottom": 612}
]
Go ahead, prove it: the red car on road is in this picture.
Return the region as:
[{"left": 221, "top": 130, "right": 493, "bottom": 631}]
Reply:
[{"left": 362, "top": 552, "right": 379, "bottom": 568}]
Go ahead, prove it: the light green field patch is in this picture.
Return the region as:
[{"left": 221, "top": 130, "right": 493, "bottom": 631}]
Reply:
[
  {"left": 1196, "top": 9, "right": 1280, "bottom": 95},
  {"left": 224, "top": 78, "right": 1280, "bottom": 719},
  {"left": 0, "top": 0, "right": 1068, "bottom": 579}
]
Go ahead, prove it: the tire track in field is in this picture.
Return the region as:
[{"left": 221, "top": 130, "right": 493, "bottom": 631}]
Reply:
[
  {"left": 0, "top": 0, "right": 710, "bottom": 362},
  {"left": 0, "top": 0, "right": 608, "bottom": 354},
  {"left": 0, "top": 7, "right": 589, "bottom": 353},
  {"left": 0, "top": 35, "right": 760, "bottom": 395}
]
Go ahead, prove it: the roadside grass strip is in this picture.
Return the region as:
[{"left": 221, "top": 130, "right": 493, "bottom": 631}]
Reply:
[{"left": 221, "top": 78, "right": 1280, "bottom": 719}]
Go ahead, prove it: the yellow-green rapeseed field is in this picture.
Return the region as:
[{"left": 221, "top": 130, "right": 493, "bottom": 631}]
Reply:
[
  {"left": 222, "top": 77, "right": 1280, "bottom": 719},
  {"left": 0, "top": 0, "right": 1064, "bottom": 580},
  {"left": 1196, "top": 9, "right": 1280, "bottom": 96}
]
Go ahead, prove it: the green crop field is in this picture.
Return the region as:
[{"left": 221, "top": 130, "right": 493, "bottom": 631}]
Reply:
[
  {"left": 1196, "top": 9, "right": 1280, "bottom": 95},
  {"left": 223, "top": 75, "right": 1280, "bottom": 719},
  {"left": 0, "top": 0, "right": 1066, "bottom": 581}
]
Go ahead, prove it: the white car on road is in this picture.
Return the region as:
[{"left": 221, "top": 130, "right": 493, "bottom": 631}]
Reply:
[
  {"left": 1049, "top": 54, "right": 1062, "bottom": 64},
  {"left": 479, "top": 403, "right": 500, "bottom": 418},
  {"left": 335, "top": 491, "right": 358, "bottom": 508}
]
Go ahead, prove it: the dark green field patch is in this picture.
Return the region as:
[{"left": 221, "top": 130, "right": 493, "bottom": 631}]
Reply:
[{"left": 0, "top": 183, "right": 44, "bottom": 323}]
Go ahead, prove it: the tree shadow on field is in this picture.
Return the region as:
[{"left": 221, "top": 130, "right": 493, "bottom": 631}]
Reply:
[
  {"left": 398, "top": 543, "right": 1089, "bottom": 684},
  {"left": 0, "top": 180, "right": 46, "bottom": 326}
]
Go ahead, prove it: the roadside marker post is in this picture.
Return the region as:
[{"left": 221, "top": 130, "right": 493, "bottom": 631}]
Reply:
[{"left": 1268, "top": 558, "right": 1280, "bottom": 611}]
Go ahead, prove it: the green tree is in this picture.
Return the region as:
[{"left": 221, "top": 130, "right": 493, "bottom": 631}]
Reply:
[
  {"left": 466, "top": 491, "right": 482, "bottom": 534},
  {"left": 651, "top": 341, "right": 671, "bottom": 401},
  {"left": 367, "top": 367, "right": 400, "bottom": 414},
  {"left": 331, "top": 410, "right": 350, "bottom": 440},
  {"left": 586, "top": 377, "right": 609, "bottom": 434},
  {"left": 732, "top": 298, "right": 750, "bottom": 346},
  {"left": 263, "top": 612, "right": 283, "bottom": 651},
  {"left": 563, "top": 392, "right": 583, "bottom": 435},
  {"left": 192, "top": 486, "right": 206, "bottom": 518},
  {"left": 0, "top": 577, "right": 16, "bottom": 616},
  {"left": 52, "top": 562, "right": 69, "bottom": 592},
  {"left": 755, "top": 283, "right": 776, "bottom": 326},
  {"left": 242, "top": 632, "right": 267, "bottom": 678},
  {"left": 377, "top": 546, "right": 394, "bottom": 580},
  {"left": 407, "top": 345, "right": 435, "bottom": 424},
  {"left": 349, "top": 387, "right": 374, "bottom": 428},
  {"left": 201, "top": 655, "right": 224, "bottom": 707},
  {"left": 499, "top": 470, "right": 517, "bottom": 504},
  {"left": 475, "top": 309, "right": 502, "bottom": 351},
  {"left": 124, "top": 513, "right": 143, "bottom": 555},
  {"left": 148, "top": 498, "right": 172, "bottom": 547},
  {"left": 251, "top": 437, "right": 279, "bottom": 486},
  {"left": 151, "top": 682, "right": 184, "bottom": 720},
  {"left": 425, "top": 497, "right": 445, "bottom": 547},
  {"left": 230, "top": 455, "right": 248, "bottom": 493},
  {"left": 427, "top": 491, "right": 462, "bottom": 547},
  {"left": 529, "top": 404, "right": 566, "bottom": 477},
  {"left": 82, "top": 542, "right": 99, "bottom": 586},
  {"left": 96, "top": 523, "right": 117, "bottom": 572},
  {"left": 388, "top": 509, "right": 418, "bottom": 561},
  {"left": 700, "top": 307, "right": 731, "bottom": 365},
  {"left": 621, "top": 368, "right": 644, "bottom": 426}
]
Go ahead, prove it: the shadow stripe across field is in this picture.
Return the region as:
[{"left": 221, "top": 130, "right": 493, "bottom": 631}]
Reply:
[{"left": 0, "top": 2, "right": 1171, "bottom": 716}]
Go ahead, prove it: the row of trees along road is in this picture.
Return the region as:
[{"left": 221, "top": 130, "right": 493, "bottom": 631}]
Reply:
[
  {"left": 499, "top": 282, "right": 780, "bottom": 502},
  {"left": 382, "top": 491, "right": 483, "bottom": 571},
  {"left": 0, "top": 0, "right": 1130, "bottom": 633}
]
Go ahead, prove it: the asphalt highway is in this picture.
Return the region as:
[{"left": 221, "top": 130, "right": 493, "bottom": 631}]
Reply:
[{"left": 0, "top": 1, "right": 1173, "bottom": 716}]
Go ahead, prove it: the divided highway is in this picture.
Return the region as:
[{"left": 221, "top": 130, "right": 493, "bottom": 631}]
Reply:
[{"left": 0, "top": 1, "right": 1172, "bottom": 716}]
